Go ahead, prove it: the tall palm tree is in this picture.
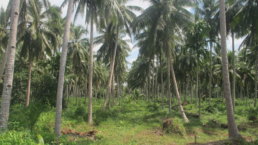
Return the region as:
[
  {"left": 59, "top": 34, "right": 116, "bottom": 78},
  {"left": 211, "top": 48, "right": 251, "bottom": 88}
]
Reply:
[
  {"left": 0, "top": 0, "right": 20, "bottom": 131},
  {"left": 68, "top": 25, "right": 89, "bottom": 99},
  {"left": 95, "top": 1, "right": 138, "bottom": 108},
  {"left": 225, "top": 0, "right": 241, "bottom": 109},
  {"left": 195, "top": 0, "right": 219, "bottom": 100},
  {"left": 231, "top": 0, "right": 258, "bottom": 107},
  {"left": 96, "top": 23, "right": 132, "bottom": 107},
  {"left": 73, "top": 0, "right": 123, "bottom": 124},
  {"left": 73, "top": 0, "right": 100, "bottom": 125},
  {"left": 55, "top": 0, "right": 74, "bottom": 136},
  {"left": 185, "top": 20, "right": 209, "bottom": 116},
  {"left": 18, "top": 1, "right": 58, "bottom": 107},
  {"left": 0, "top": 0, "right": 51, "bottom": 80},
  {"left": 133, "top": 0, "right": 191, "bottom": 122},
  {"left": 69, "top": 25, "right": 88, "bottom": 77},
  {"left": 219, "top": 0, "right": 240, "bottom": 139}
]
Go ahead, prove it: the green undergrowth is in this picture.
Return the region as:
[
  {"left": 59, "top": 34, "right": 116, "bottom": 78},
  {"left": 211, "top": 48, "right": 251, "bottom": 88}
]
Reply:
[{"left": 0, "top": 97, "right": 257, "bottom": 145}]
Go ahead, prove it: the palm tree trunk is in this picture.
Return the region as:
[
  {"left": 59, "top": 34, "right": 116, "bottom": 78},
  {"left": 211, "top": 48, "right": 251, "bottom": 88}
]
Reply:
[
  {"left": 160, "top": 56, "right": 165, "bottom": 108},
  {"left": 0, "top": 0, "right": 20, "bottom": 131},
  {"left": 25, "top": 62, "right": 32, "bottom": 107},
  {"left": 147, "top": 75, "right": 150, "bottom": 101},
  {"left": 196, "top": 65, "right": 200, "bottom": 116},
  {"left": 111, "top": 71, "right": 115, "bottom": 105},
  {"left": 219, "top": 0, "right": 240, "bottom": 138},
  {"left": 168, "top": 50, "right": 189, "bottom": 122},
  {"left": 232, "top": 32, "right": 236, "bottom": 110},
  {"left": 255, "top": 55, "right": 258, "bottom": 107},
  {"left": 167, "top": 55, "right": 172, "bottom": 113},
  {"left": 104, "top": 27, "right": 119, "bottom": 108},
  {"left": 54, "top": 0, "right": 74, "bottom": 136},
  {"left": 88, "top": 13, "right": 94, "bottom": 125},
  {"left": 190, "top": 76, "right": 193, "bottom": 103},
  {"left": 209, "top": 40, "right": 212, "bottom": 100}
]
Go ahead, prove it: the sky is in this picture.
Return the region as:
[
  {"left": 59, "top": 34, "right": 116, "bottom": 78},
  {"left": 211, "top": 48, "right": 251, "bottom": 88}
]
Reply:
[{"left": 0, "top": 0, "right": 244, "bottom": 68}]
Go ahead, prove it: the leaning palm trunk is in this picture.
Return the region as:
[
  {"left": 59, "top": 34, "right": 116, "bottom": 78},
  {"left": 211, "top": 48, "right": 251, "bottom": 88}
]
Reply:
[
  {"left": 104, "top": 27, "right": 119, "bottom": 108},
  {"left": 88, "top": 13, "right": 94, "bottom": 125},
  {"left": 219, "top": 0, "right": 240, "bottom": 139},
  {"left": 25, "top": 62, "right": 33, "bottom": 107},
  {"left": 0, "top": 0, "right": 20, "bottom": 131},
  {"left": 55, "top": 0, "right": 74, "bottom": 136},
  {"left": 168, "top": 50, "right": 189, "bottom": 123}
]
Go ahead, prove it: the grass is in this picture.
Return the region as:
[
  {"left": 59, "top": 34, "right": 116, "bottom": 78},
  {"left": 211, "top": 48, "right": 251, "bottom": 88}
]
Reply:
[{"left": 3, "top": 96, "right": 258, "bottom": 145}]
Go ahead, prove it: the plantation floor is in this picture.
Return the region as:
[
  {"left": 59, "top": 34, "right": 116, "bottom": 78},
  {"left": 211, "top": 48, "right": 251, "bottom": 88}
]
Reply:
[{"left": 56, "top": 98, "right": 258, "bottom": 145}]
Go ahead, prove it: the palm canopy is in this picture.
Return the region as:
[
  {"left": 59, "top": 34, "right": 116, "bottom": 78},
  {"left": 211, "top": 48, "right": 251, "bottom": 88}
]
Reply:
[
  {"left": 62, "top": 0, "right": 124, "bottom": 29},
  {"left": 68, "top": 25, "right": 89, "bottom": 76},
  {"left": 231, "top": 0, "right": 258, "bottom": 53},
  {"left": 133, "top": 0, "right": 192, "bottom": 56},
  {"left": 95, "top": 23, "right": 130, "bottom": 81},
  {"left": 18, "top": 0, "right": 58, "bottom": 61},
  {"left": 18, "top": 0, "right": 58, "bottom": 62}
]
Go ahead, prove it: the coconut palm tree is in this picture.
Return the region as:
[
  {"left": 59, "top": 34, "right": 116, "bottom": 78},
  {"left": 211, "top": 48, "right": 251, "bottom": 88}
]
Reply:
[
  {"left": 185, "top": 20, "right": 209, "bottom": 116},
  {"left": 94, "top": 1, "right": 139, "bottom": 108},
  {"left": 67, "top": 25, "right": 89, "bottom": 99},
  {"left": 219, "top": 0, "right": 241, "bottom": 139},
  {"left": 69, "top": 25, "right": 88, "bottom": 77},
  {"left": 96, "top": 24, "right": 131, "bottom": 107},
  {"left": 0, "top": 0, "right": 20, "bottom": 131},
  {"left": 55, "top": 0, "right": 74, "bottom": 136},
  {"left": 195, "top": 0, "right": 219, "bottom": 100},
  {"left": 18, "top": 1, "right": 58, "bottom": 107},
  {"left": 73, "top": 0, "right": 124, "bottom": 124},
  {"left": 231, "top": 0, "right": 258, "bottom": 107},
  {"left": 133, "top": 0, "right": 192, "bottom": 122}
]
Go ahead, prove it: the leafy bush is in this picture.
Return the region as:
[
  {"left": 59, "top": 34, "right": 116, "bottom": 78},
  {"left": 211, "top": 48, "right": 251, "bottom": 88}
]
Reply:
[
  {"left": 147, "top": 103, "right": 159, "bottom": 112},
  {"left": 33, "top": 111, "right": 56, "bottom": 143},
  {"left": 162, "top": 118, "right": 186, "bottom": 136},
  {"left": 247, "top": 107, "right": 258, "bottom": 122},
  {"left": 74, "top": 106, "right": 87, "bottom": 121},
  {"left": 203, "top": 119, "right": 221, "bottom": 128},
  {"left": 0, "top": 131, "right": 37, "bottom": 145},
  {"left": 9, "top": 103, "right": 50, "bottom": 131},
  {"left": 32, "top": 74, "right": 57, "bottom": 107}
]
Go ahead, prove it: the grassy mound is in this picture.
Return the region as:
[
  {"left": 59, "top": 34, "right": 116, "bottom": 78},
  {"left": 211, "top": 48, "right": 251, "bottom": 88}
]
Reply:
[{"left": 162, "top": 118, "right": 186, "bottom": 136}]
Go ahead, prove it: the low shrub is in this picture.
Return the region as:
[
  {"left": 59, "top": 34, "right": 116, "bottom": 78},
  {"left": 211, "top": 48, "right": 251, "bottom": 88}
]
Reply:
[
  {"left": 162, "top": 118, "right": 186, "bottom": 136},
  {"left": 202, "top": 119, "right": 222, "bottom": 128},
  {"left": 9, "top": 103, "right": 50, "bottom": 131},
  {"left": 0, "top": 131, "right": 37, "bottom": 145},
  {"left": 33, "top": 111, "right": 56, "bottom": 143},
  {"left": 247, "top": 107, "right": 258, "bottom": 122},
  {"left": 74, "top": 106, "right": 87, "bottom": 121},
  {"left": 147, "top": 103, "right": 159, "bottom": 112}
]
